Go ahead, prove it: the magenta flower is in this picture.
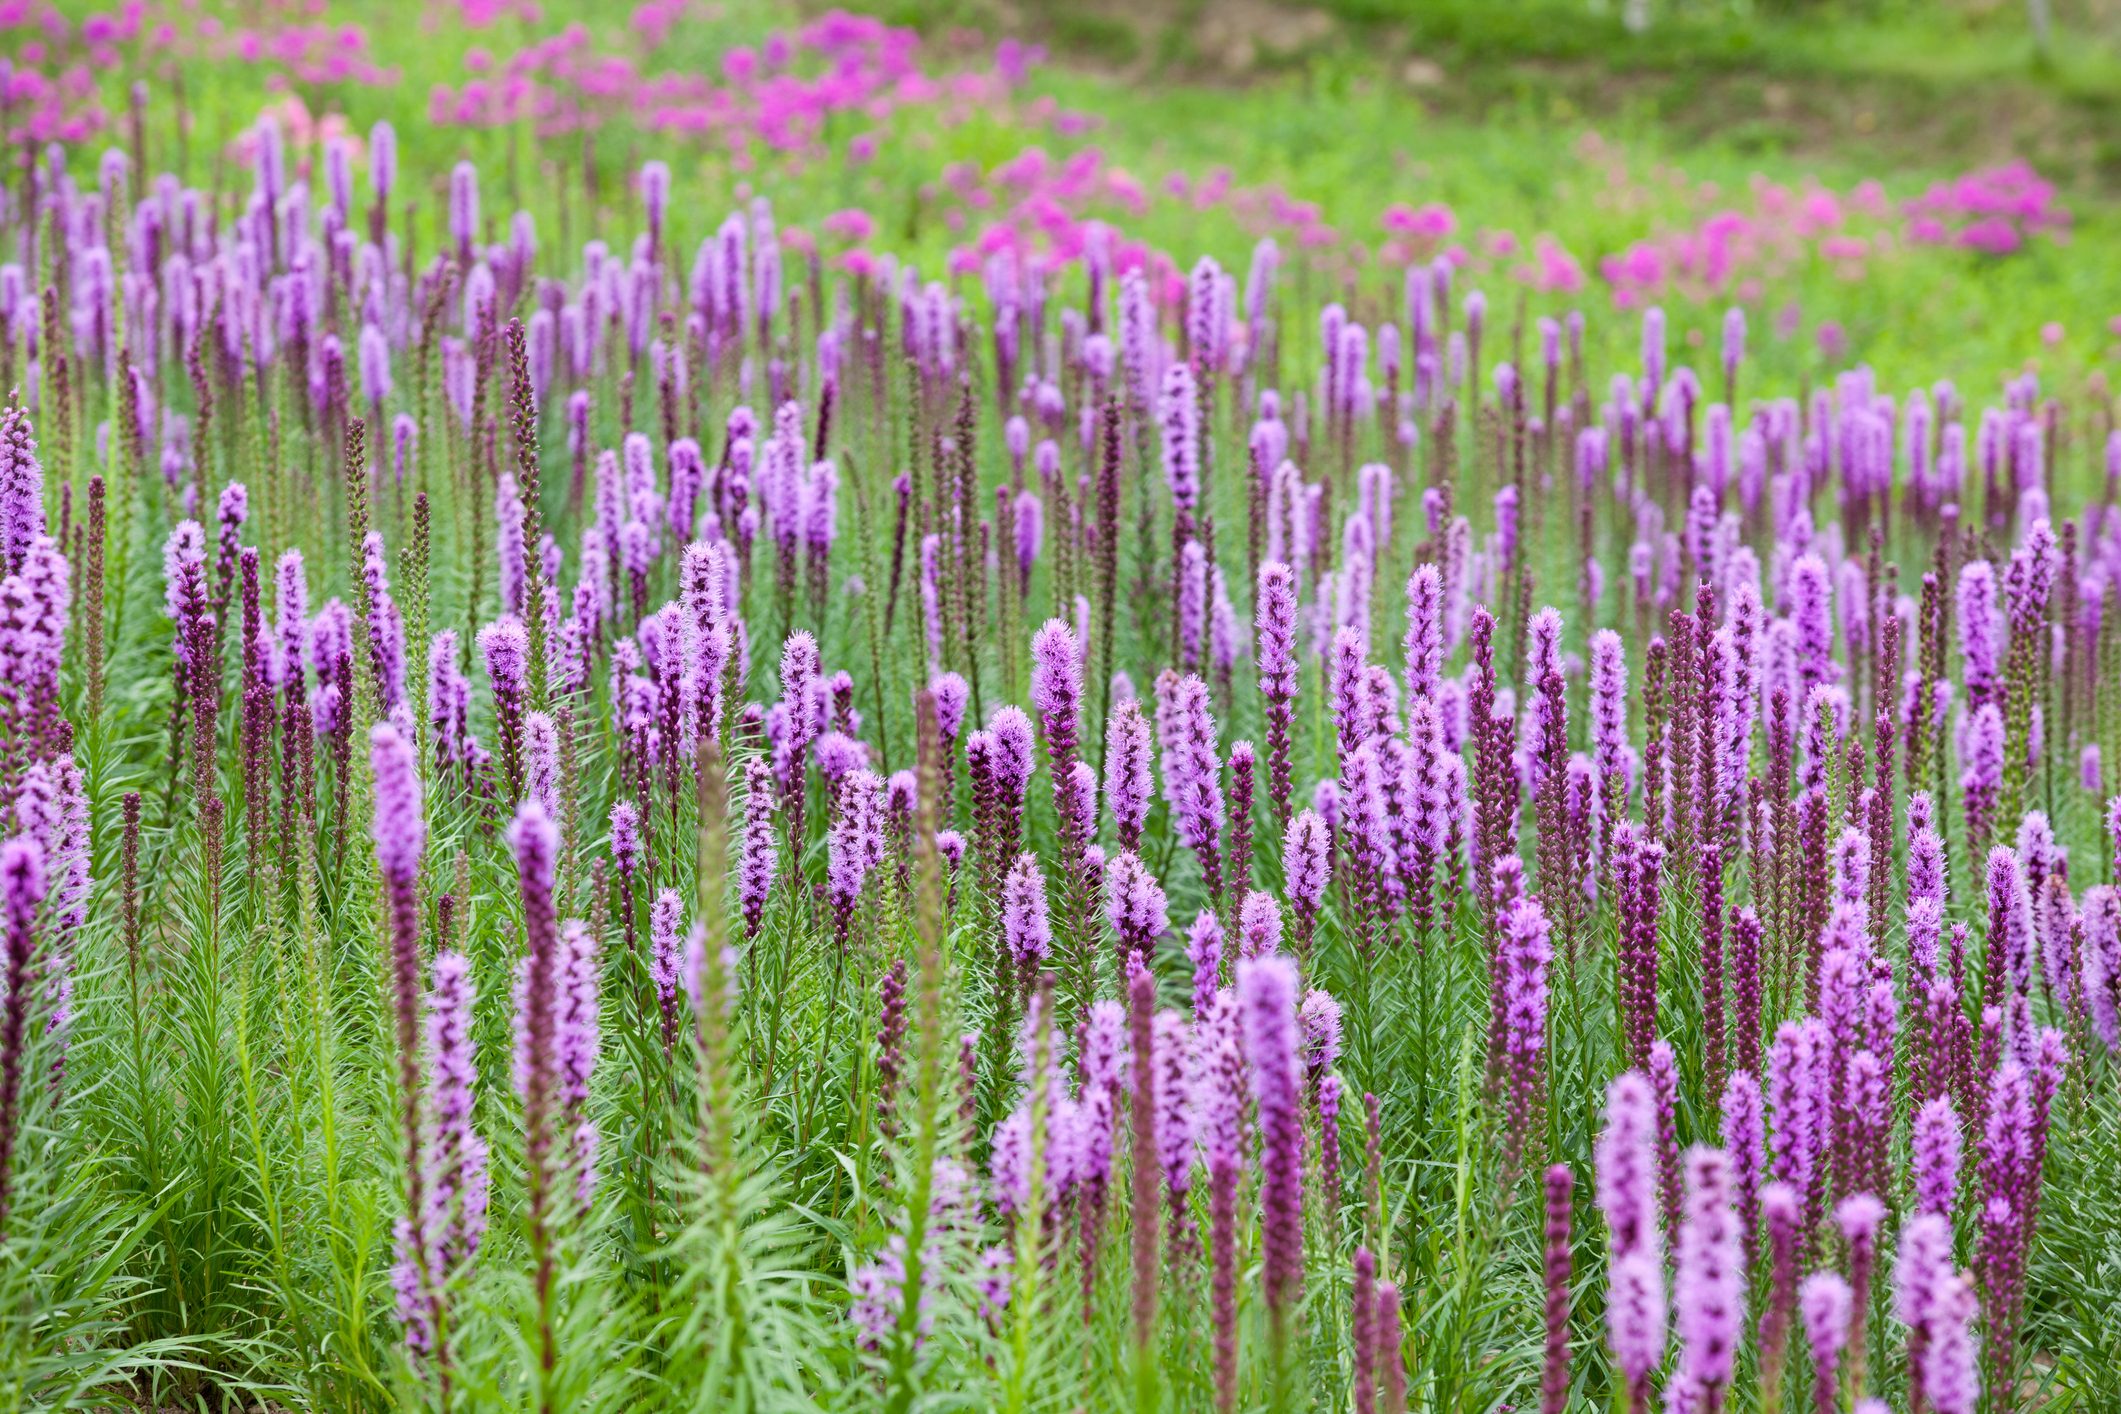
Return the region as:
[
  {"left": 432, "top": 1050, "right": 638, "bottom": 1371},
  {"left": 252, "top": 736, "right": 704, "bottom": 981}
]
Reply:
[
  {"left": 497, "top": 472, "right": 528, "bottom": 616},
  {"left": 1789, "top": 552, "right": 1836, "bottom": 693},
  {"left": 556, "top": 919, "right": 603, "bottom": 1206},
  {"left": 1126, "top": 956, "right": 1161, "bottom": 1352},
  {"left": 1589, "top": 629, "right": 1628, "bottom": 814},
  {"left": 524, "top": 712, "right": 560, "bottom": 821},
  {"left": 371, "top": 721, "right": 433, "bottom": 1352},
  {"left": 1178, "top": 541, "right": 1208, "bottom": 672},
  {"left": 1957, "top": 558, "right": 2003, "bottom": 711},
  {"left": 931, "top": 671, "right": 969, "bottom": 743},
  {"left": 1896, "top": 1212, "right": 1978, "bottom": 1414},
  {"left": 1495, "top": 894, "right": 1553, "bottom": 1165},
  {"left": 1606, "top": 1250, "right": 1666, "bottom": 1403},
  {"left": 1985, "top": 844, "right": 2035, "bottom": 1002},
  {"left": 449, "top": 159, "right": 480, "bottom": 259}
]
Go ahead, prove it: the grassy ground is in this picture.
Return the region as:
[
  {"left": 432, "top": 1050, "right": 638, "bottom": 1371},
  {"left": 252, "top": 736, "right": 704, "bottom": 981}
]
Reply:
[
  {"left": 1000, "top": 0, "right": 2121, "bottom": 184},
  {"left": 80, "top": 0, "right": 2121, "bottom": 406}
]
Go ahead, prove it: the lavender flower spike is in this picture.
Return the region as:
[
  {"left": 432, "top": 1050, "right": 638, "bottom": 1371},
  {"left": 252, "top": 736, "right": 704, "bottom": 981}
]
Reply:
[
  {"left": 1283, "top": 808, "right": 1330, "bottom": 957},
  {"left": 0, "top": 836, "right": 47, "bottom": 1236},
  {"left": 1597, "top": 1071, "right": 1665, "bottom": 1411},
  {"left": 1104, "top": 696, "right": 1155, "bottom": 853},
  {"left": 1238, "top": 954, "right": 1305, "bottom": 1345},
  {"left": 1257, "top": 560, "right": 1300, "bottom": 819},
  {"left": 1186, "top": 909, "right": 1224, "bottom": 1021},
  {"left": 1800, "top": 1272, "right": 1852, "bottom": 1414},
  {"left": 371, "top": 724, "right": 433, "bottom": 1350},
  {"left": 1002, "top": 851, "right": 1052, "bottom": 975},
  {"left": 1030, "top": 617, "right": 1083, "bottom": 768},
  {"left": 1106, "top": 850, "right": 1170, "bottom": 963},
  {"left": 1157, "top": 672, "right": 1227, "bottom": 904},
  {"left": 1673, "top": 1145, "right": 1745, "bottom": 1404}
]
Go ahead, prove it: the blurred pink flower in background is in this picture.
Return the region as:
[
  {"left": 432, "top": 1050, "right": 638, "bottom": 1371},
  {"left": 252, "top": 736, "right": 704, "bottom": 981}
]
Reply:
[{"left": 822, "top": 209, "right": 877, "bottom": 243}]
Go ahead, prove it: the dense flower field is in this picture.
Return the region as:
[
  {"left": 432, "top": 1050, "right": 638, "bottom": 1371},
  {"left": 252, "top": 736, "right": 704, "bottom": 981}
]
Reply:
[{"left": 0, "top": 4, "right": 2119, "bottom": 1412}]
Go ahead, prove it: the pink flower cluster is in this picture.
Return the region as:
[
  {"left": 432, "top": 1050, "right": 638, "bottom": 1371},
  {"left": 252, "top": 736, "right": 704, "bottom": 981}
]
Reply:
[
  {"left": 426, "top": 9, "right": 1030, "bottom": 160},
  {"left": 1904, "top": 161, "right": 2069, "bottom": 257},
  {"left": 1601, "top": 160, "right": 2065, "bottom": 308}
]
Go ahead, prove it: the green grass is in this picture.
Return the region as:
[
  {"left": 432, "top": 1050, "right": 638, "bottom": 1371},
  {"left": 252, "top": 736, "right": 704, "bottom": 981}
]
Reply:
[{"left": 59, "top": 0, "right": 2121, "bottom": 404}]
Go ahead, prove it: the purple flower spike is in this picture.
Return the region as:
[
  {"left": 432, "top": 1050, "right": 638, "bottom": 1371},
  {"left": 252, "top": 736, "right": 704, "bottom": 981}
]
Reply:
[
  {"left": 738, "top": 758, "right": 778, "bottom": 940},
  {"left": 1495, "top": 894, "right": 1553, "bottom": 1167},
  {"left": 370, "top": 720, "right": 433, "bottom": 1347},
  {"left": 1104, "top": 696, "right": 1155, "bottom": 853},
  {"left": 1238, "top": 954, "right": 1304, "bottom": 1331},
  {"left": 648, "top": 890, "right": 684, "bottom": 1048},
  {"left": 1911, "top": 1095, "right": 1961, "bottom": 1216},
  {"left": 556, "top": 920, "right": 602, "bottom": 1206},
  {"left": 1256, "top": 561, "right": 1300, "bottom": 819},
  {"left": 1958, "top": 559, "right": 2003, "bottom": 712},
  {"left": 1674, "top": 1146, "right": 1745, "bottom": 1401},
  {"left": 931, "top": 671, "right": 969, "bottom": 743},
  {"left": 1541, "top": 1166, "right": 1574, "bottom": 1414},
  {"left": 826, "top": 770, "right": 886, "bottom": 945},
  {"left": 1403, "top": 563, "right": 1444, "bottom": 705},
  {"left": 1896, "top": 1211, "right": 1977, "bottom": 1414},
  {"left": 0, "top": 405, "right": 47, "bottom": 576},
  {"left": 1030, "top": 617, "right": 1083, "bottom": 768},
  {"left": 0, "top": 836, "right": 47, "bottom": 1233},
  {"left": 1597, "top": 1071, "right": 1663, "bottom": 1262},
  {"left": 1283, "top": 809, "right": 1330, "bottom": 957},
  {"left": 424, "top": 948, "right": 488, "bottom": 1276},
  {"left": 1155, "top": 1007, "right": 1197, "bottom": 1218},
  {"left": 1800, "top": 1271, "right": 1851, "bottom": 1414},
  {"left": 1160, "top": 363, "right": 1202, "bottom": 514},
  {"left": 1238, "top": 889, "right": 1283, "bottom": 961},
  {"left": 1002, "top": 851, "right": 1052, "bottom": 973},
  {"left": 371, "top": 723, "right": 426, "bottom": 891},
  {"left": 1607, "top": 1250, "right": 1667, "bottom": 1405},
  {"left": 506, "top": 799, "right": 564, "bottom": 1251},
  {"left": 1186, "top": 909, "right": 1224, "bottom": 1021},
  {"left": 1721, "top": 1069, "right": 1766, "bottom": 1266},
  {"left": 479, "top": 616, "right": 530, "bottom": 799},
  {"left": 1106, "top": 850, "right": 1169, "bottom": 963},
  {"left": 1157, "top": 672, "right": 1226, "bottom": 904}
]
